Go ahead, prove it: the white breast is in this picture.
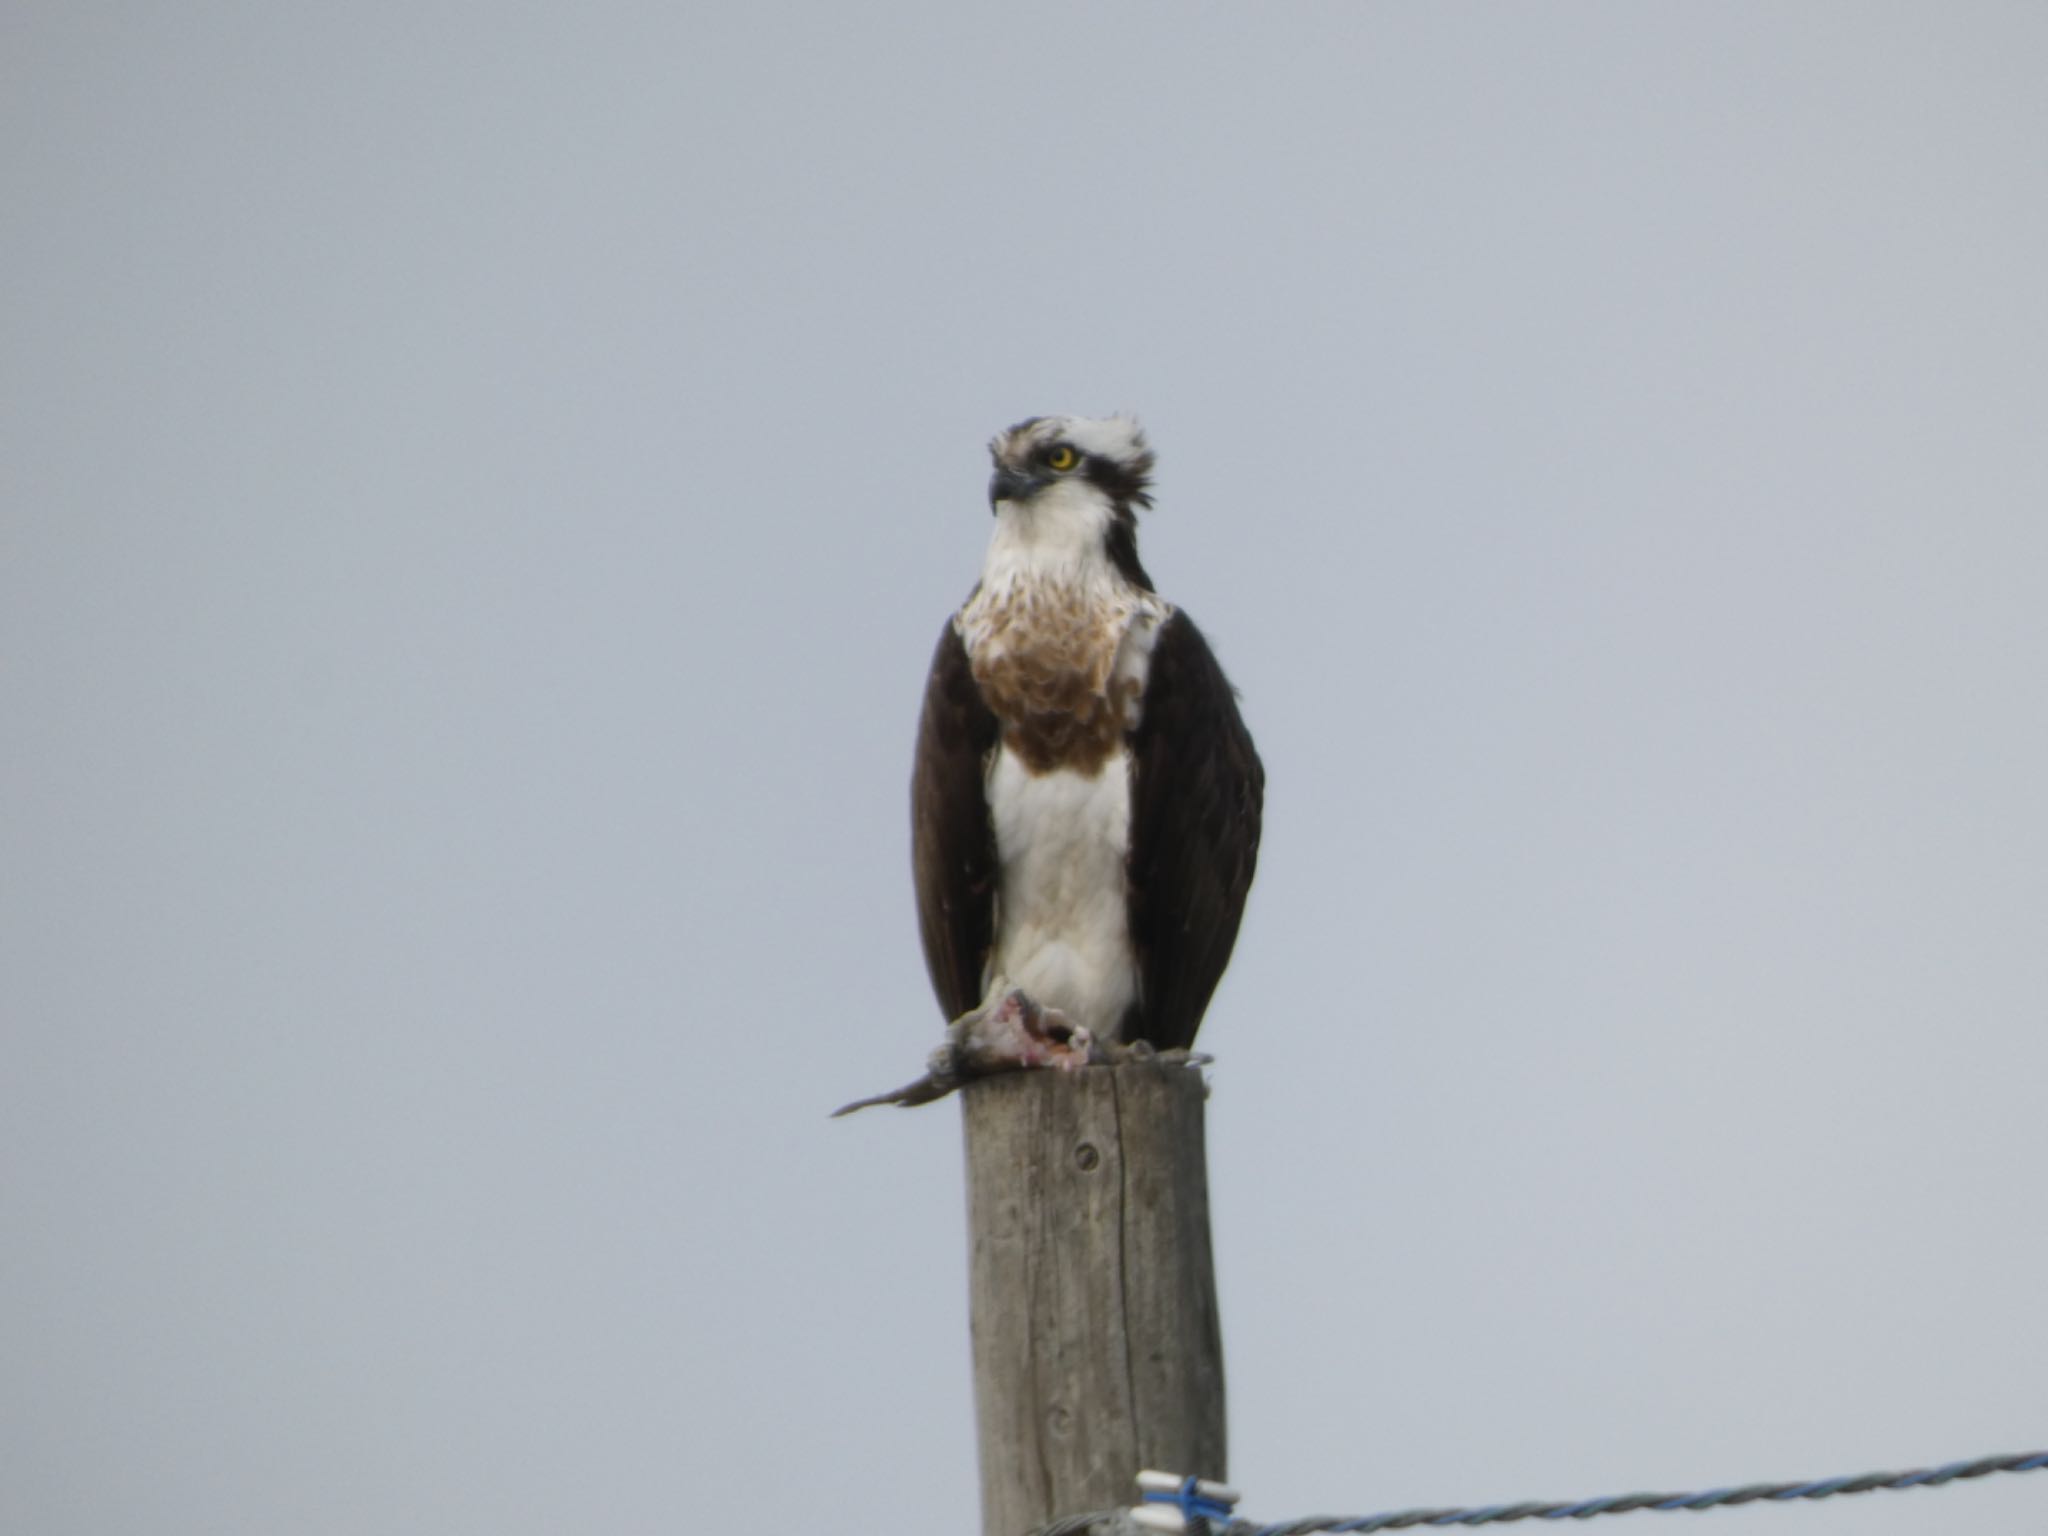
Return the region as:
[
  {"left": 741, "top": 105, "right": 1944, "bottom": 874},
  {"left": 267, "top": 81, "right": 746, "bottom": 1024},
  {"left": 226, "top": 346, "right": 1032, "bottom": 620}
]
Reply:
[{"left": 984, "top": 745, "right": 1138, "bottom": 1039}]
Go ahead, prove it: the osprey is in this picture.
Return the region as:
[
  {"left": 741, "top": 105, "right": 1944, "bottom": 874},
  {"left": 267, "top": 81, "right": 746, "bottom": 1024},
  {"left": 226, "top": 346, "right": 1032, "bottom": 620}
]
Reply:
[{"left": 911, "top": 414, "right": 1263, "bottom": 1054}]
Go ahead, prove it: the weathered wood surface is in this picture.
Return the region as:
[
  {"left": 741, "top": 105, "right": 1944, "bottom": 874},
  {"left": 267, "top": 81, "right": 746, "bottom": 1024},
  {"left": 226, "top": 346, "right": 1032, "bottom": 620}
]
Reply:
[{"left": 963, "top": 1061, "right": 1226, "bottom": 1536}]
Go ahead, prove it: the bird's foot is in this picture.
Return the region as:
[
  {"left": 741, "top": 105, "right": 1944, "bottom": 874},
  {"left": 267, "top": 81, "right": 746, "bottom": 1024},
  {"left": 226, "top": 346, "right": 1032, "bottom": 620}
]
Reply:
[{"left": 1083, "top": 1036, "right": 1215, "bottom": 1069}]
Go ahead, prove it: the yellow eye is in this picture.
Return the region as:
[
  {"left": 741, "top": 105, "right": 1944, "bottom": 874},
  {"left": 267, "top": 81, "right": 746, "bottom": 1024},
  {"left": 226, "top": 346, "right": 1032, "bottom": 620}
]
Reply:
[{"left": 1046, "top": 445, "right": 1079, "bottom": 471}]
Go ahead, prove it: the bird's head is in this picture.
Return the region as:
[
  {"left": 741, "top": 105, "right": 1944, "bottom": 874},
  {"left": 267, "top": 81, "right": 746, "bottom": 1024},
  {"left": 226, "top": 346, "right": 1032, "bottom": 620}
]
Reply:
[
  {"left": 987, "top": 414, "right": 1155, "bottom": 517},
  {"left": 985, "top": 414, "right": 1156, "bottom": 587}
]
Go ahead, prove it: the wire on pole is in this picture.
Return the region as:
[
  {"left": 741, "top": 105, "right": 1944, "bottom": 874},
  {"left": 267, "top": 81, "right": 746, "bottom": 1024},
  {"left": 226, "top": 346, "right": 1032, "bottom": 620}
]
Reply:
[{"left": 1025, "top": 1448, "right": 2048, "bottom": 1536}]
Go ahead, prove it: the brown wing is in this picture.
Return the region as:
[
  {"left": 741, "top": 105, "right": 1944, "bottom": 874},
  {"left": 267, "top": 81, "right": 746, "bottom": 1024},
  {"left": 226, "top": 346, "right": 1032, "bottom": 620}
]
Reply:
[
  {"left": 1124, "top": 610, "right": 1264, "bottom": 1050},
  {"left": 911, "top": 620, "right": 1000, "bottom": 1021}
]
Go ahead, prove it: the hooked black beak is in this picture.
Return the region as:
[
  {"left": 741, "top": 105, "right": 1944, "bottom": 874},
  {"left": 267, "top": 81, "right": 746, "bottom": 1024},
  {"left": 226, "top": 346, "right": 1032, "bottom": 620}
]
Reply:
[{"left": 988, "top": 465, "right": 1046, "bottom": 511}]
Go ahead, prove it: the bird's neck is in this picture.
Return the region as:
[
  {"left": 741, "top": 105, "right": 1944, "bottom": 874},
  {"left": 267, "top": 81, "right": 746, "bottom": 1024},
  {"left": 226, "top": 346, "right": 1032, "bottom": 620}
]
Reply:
[{"left": 977, "top": 485, "right": 1128, "bottom": 602}]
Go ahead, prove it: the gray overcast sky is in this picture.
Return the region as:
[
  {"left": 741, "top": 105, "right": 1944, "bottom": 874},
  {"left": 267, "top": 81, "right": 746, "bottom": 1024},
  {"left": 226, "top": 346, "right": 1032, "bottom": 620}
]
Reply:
[{"left": 5, "top": 4, "right": 2047, "bottom": 1533}]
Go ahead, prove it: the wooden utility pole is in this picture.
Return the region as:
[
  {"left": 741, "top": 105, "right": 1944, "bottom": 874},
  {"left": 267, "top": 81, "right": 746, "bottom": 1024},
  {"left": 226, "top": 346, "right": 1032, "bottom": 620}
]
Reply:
[{"left": 963, "top": 1060, "right": 1226, "bottom": 1536}]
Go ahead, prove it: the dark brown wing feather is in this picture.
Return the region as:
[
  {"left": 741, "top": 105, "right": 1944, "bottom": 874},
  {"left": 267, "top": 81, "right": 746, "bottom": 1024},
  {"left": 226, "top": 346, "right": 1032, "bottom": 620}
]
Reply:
[
  {"left": 910, "top": 621, "right": 1000, "bottom": 1020},
  {"left": 1124, "top": 611, "right": 1264, "bottom": 1050}
]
